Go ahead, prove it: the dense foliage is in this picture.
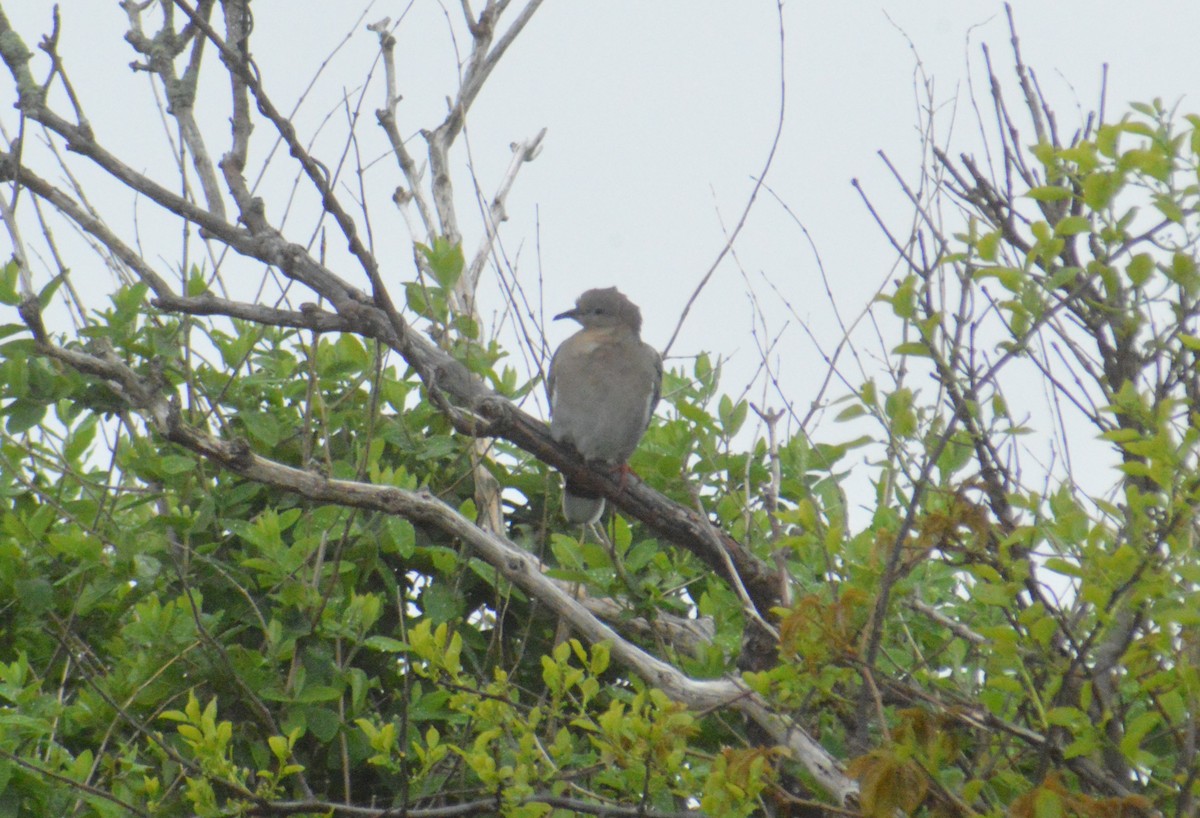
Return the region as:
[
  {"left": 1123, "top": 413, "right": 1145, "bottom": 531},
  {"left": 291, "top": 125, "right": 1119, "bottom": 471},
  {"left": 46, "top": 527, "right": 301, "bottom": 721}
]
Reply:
[{"left": 1, "top": 3, "right": 1198, "bottom": 817}]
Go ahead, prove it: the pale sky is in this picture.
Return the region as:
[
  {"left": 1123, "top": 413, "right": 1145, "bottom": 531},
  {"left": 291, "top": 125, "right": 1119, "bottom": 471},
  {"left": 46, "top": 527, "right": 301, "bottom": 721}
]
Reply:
[{"left": 3, "top": 1, "right": 1198, "bottom": 501}]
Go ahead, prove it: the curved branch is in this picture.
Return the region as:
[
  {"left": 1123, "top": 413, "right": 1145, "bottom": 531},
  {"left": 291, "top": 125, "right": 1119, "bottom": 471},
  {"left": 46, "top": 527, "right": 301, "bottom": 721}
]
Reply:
[{"left": 27, "top": 325, "right": 852, "bottom": 804}]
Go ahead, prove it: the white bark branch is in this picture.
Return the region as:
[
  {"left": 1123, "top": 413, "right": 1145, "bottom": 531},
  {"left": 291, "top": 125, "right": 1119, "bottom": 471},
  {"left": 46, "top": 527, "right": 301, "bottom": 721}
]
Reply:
[
  {"left": 462, "top": 127, "right": 545, "bottom": 298},
  {"left": 25, "top": 328, "right": 856, "bottom": 806}
]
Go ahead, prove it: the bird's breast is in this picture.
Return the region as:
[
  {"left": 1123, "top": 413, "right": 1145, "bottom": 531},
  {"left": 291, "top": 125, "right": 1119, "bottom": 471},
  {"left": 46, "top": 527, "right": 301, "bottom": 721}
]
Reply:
[{"left": 549, "top": 334, "right": 659, "bottom": 463}]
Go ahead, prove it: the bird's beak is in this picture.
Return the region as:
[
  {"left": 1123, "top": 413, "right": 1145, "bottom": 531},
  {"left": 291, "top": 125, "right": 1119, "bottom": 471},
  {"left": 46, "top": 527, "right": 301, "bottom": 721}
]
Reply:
[{"left": 553, "top": 307, "right": 579, "bottom": 321}]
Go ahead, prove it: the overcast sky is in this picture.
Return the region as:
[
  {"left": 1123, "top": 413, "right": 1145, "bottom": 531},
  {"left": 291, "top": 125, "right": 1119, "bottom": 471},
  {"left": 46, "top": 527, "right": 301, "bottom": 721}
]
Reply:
[{"left": 3, "top": 1, "right": 1199, "bottom": 496}]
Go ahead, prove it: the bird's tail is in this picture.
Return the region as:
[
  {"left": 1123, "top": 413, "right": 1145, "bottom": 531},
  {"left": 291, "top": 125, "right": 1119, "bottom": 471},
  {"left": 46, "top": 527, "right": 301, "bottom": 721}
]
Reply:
[{"left": 562, "top": 480, "right": 604, "bottom": 525}]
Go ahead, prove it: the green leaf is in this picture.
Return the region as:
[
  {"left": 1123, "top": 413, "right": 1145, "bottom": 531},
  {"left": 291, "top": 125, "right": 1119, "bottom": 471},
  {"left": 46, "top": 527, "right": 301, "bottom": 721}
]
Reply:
[
  {"left": 405, "top": 281, "right": 449, "bottom": 322},
  {"left": 972, "top": 583, "right": 1011, "bottom": 606},
  {"left": 294, "top": 685, "right": 343, "bottom": 704},
  {"left": 610, "top": 515, "right": 632, "bottom": 553},
  {"left": 624, "top": 538, "right": 658, "bottom": 572},
  {"left": 1096, "top": 124, "right": 1120, "bottom": 157},
  {"left": 159, "top": 454, "right": 196, "bottom": 475},
  {"left": 37, "top": 275, "right": 63, "bottom": 309},
  {"left": 362, "top": 636, "right": 408, "bottom": 652},
  {"left": 0, "top": 260, "right": 20, "bottom": 305},
  {"left": 976, "top": 230, "right": 1001, "bottom": 262},
  {"left": 884, "top": 387, "right": 916, "bottom": 437},
  {"left": 937, "top": 431, "right": 973, "bottom": 476},
  {"left": 1058, "top": 143, "right": 1099, "bottom": 172},
  {"left": 1168, "top": 251, "right": 1198, "bottom": 294},
  {"left": 187, "top": 268, "right": 209, "bottom": 296},
  {"left": 113, "top": 281, "right": 150, "bottom": 318},
  {"left": 5, "top": 398, "right": 45, "bottom": 433},
  {"left": 417, "top": 237, "right": 464, "bottom": 290},
  {"left": 1026, "top": 185, "right": 1072, "bottom": 202},
  {"left": 421, "top": 582, "right": 463, "bottom": 624},
  {"left": 1043, "top": 558, "right": 1082, "bottom": 578},
  {"left": 835, "top": 403, "right": 866, "bottom": 422},
  {"left": 891, "top": 276, "right": 917, "bottom": 319},
  {"left": 974, "top": 266, "right": 1024, "bottom": 293},
  {"left": 1120, "top": 711, "right": 1160, "bottom": 758},
  {"left": 64, "top": 414, "right": 98, "bottom": 462},
  {"left": 14, "top": 578, "right": 54, "bottom": 615},
  {"left": 1053, "top": 215, "right": 1091, "bottom": 236},
  {"left": 1081, "top": 171, "right": 1122, "bottom": 210},
  {"left": 1153, "top": 193, "right": 1185, "bottom": 223},
  {"left": 1045, "top": 706, "right": 1087, "bottom": 730},
  {"left": 238, "top": 410, "right": 281, "bottom": 447},
  {"left": 306, "top": 707, "right": 341, "bottom": 742},
  {"left": 1125, "top": 253, "right": 1155, "bottom": 286},
  {"left": 861, "top": 379, "right": 877, "bottom": 407},
  {"left": 383, "top": 517, "right": 416, "bottom": 557},
  {"left": 1030, "top": 141, "right": 1057, "bottom": 169},
  {"left": 1119, "top": 147, "right": 1171, "bottom": 182}
]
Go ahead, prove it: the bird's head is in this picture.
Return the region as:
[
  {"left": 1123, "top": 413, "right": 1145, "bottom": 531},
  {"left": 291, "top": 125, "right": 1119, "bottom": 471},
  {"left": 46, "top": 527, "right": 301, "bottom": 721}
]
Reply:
[{"left": 555, "top": 287, "right": 643, "bottom": 334}]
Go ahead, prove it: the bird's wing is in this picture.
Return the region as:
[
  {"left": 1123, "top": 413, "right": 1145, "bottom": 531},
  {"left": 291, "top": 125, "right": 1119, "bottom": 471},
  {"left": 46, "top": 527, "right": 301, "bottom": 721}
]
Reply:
[
  {"left": 546, "top": 346, "right": 560, "bottom": 412},
  {"left": 644, "top": 342, "right": 663, "bottom": 429}
]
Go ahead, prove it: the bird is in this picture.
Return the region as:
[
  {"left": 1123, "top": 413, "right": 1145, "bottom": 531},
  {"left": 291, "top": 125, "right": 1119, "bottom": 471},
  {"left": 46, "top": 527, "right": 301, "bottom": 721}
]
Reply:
[{"left": 547, "top": 287, "right": 663, "bottom": 524}]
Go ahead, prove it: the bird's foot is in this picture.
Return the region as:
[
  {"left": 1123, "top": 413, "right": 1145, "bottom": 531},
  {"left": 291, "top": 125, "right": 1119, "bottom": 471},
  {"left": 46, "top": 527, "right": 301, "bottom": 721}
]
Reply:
[{"left": 610, "top": 462, "right": 635, "bottom": 491}]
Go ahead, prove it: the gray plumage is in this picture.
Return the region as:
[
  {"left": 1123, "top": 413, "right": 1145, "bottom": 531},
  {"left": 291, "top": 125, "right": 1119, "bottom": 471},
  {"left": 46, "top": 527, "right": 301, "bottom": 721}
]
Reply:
[{"left": 548, "top": 287, "right": 662, "bottom": 524}]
